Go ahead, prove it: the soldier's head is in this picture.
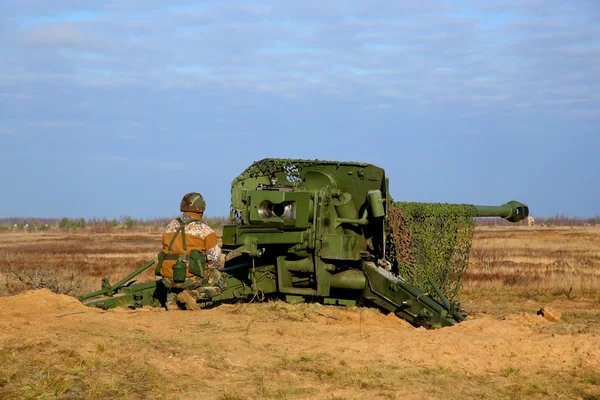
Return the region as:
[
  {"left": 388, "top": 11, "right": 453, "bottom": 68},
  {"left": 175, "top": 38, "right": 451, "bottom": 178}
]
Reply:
[{"left": 180, "top": 192, "right": 206, "bottom": 215}]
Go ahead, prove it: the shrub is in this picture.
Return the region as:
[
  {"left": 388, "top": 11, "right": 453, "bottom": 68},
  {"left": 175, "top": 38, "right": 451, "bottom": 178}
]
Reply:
[{"left": 1, "top": 255, "right": 82, "bottom": 296}]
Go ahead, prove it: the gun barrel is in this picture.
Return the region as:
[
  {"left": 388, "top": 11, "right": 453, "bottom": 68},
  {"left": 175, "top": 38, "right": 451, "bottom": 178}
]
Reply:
[{"left": 474, "top": 200, "right": 529, "bottom": 223}]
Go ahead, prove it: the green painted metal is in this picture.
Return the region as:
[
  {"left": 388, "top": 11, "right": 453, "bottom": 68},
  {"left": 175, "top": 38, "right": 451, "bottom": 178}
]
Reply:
[
  {"left": 323, "top": 298, "right": 356, "bottom": 306},
  {"left": 329, "top": 269, "right": 366, "bottom": 290},
  {"left": 285, "top": 295, "right": 305, "bottom": 304},
  {"left": 474, "top": 200, "right": 529, "bottom": 222},
  {"left": 82, "top": 280, "right": 165, "bottom": 309},
  {"left": 80, "top": 158, "right": 528, "bottom": 329},
  {"left": 79, "top": 260, "right": 156, "bottom": 302}
]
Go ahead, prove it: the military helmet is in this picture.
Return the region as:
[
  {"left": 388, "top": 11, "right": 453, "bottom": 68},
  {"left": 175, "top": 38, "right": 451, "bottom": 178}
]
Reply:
[{"left": 180, "top": 192, "right": 206, "bottom": 213}]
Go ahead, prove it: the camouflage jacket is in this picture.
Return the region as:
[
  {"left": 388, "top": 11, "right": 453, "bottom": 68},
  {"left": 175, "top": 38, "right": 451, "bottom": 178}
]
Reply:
[{"left": 159, "top": 212, "right": 221, "bottom": 278}]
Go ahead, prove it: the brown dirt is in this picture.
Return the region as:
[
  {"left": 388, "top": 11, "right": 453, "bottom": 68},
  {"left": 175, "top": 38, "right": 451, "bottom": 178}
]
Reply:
[
  {"left": 538, "top": 307, "right": 562, "bottom": 322},
  {"left": 1, "top": 289, "right": 600, "bottom": 399},
  {"left": 1, "top": 227, "right": 600, "bottom": 399}
]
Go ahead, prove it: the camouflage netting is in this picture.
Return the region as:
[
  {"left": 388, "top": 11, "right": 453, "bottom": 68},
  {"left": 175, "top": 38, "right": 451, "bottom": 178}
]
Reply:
[
  {"left": 386, "top": 202, "right": 477, "bottom": 301},
  {"left": 231, "top": 159, "right": 308, "bottom": 183},
  {"left": 229, "top": 158, "right": 368, "bottom": 223}
]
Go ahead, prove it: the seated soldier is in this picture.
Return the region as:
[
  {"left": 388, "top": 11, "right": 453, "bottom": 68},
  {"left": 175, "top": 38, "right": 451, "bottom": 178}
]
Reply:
[{"left": 157, "top": 192, "right": 225, "bottom": 310}]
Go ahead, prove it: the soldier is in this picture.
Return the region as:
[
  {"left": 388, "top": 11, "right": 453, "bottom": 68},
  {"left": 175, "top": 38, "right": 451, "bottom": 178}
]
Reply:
[{"left": 157, "top": 192, "right": 225, "bottom": 310}]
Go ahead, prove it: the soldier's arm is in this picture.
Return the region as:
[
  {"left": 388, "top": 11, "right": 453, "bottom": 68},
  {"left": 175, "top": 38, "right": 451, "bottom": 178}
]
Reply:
[
  {"left": 188, "top": 221, "right": 221, "bottom": 270},
  {"left": 205, "top": 245, "right": 221, "bottom": 270},
  {"left": 202, "top": 226, "right": 221, "bottom": 270}
]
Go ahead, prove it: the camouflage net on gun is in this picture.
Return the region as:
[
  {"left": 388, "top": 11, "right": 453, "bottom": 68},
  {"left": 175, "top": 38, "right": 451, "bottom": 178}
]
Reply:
[
  {"left": 229, "top": 158, "right": 368, "bottom": 223},
  {"left": 385, "top": 202, "right": 477, "bottom": 301},
  {"left": 229, "top": 159, "right": 310, "bottom": 224},
  {"left": 231, "top": 159, "right": 305, "bottom": 184}
]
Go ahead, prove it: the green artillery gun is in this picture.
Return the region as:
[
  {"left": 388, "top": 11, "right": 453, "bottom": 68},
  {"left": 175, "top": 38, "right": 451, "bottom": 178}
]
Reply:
[{"left": 80, "top": 159, "right": 528, "bottom": 328}]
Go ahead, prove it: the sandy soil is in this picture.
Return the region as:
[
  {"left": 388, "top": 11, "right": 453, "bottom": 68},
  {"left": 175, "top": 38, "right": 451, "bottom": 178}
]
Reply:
[{"left": 1, "top": 289, "right": 599, "bottom": 399}]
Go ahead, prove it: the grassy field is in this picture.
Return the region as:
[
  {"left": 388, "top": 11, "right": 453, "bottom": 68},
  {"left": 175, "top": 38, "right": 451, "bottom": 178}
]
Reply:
[
  {"left": 2, "top": 225, "right": 599, "bottom": 301},
  {"left": 0, "top": 229, "right": 162, "bottom": 296},
  {"left": 0, "top": 226, "right": 599, "bottom": 399},
  {"left": 467, "top": 226, "right": 600, "bottom": 293}
]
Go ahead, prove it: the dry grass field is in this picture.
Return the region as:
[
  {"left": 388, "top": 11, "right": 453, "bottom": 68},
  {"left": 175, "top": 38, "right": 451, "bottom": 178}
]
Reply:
[
  {"left": 464, "top": 226, "right": 600, "bottom": 336},
  {"left": 0, "top": 226, "right": 599, "bottom": 399}
]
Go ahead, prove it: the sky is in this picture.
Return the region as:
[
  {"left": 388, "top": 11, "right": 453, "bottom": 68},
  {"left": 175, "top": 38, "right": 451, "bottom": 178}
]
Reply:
[{"left": 1, "top": 0, "right": 599, "bottom": 219}]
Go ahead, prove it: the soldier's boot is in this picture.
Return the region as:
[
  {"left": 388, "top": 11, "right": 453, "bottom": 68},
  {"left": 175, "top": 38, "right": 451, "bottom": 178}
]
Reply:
[
  {"left": 165, "top": 292, "right": 181, "bottom": 311},
  {"left": 166, "top": 300, "right": 181, "bottom": 311},
  {"left": 177, "top": 291, "right": 200, "bottom": 311}
]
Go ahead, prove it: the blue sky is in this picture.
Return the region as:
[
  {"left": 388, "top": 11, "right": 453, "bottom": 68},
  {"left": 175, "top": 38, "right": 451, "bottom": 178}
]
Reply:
[{"left": 1, "top": 0, "right": 598, "bottom": 219}]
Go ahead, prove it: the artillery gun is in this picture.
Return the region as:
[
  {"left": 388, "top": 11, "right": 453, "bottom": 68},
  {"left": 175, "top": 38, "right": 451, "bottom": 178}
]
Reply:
[{"left": 80, "top": 159, "right": 528, "bottom": 328}]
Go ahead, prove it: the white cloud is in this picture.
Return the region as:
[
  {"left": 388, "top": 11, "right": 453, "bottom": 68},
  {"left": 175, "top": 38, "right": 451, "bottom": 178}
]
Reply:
[
  {"left": 18, "top": 23, "right": 102, "bottom": 49},
  {"left": 370, "top": 103, "right": 393, "bottom": 109},
  {"left": 157, "top": 162, "right": 185, "bottom": 171},
  {"left": 92, "top": 156, "right": 126, "bottom": 162},
  {"left": 27, "top": 121, "right": 83, "bottom": 128},
  {"left": 0, "top": 128, "right": 16, "bottom": 136},
  {"left": 0, "top": 92, "right": 34, "bottom": 100},
  {"left": 1, "top": 0, "right": 599, "bottom": 118}
]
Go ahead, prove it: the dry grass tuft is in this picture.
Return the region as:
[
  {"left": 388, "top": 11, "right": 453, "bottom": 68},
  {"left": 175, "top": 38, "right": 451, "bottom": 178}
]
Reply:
[{"left": 1, "top": 254, "right": 82, "bottom": 296}]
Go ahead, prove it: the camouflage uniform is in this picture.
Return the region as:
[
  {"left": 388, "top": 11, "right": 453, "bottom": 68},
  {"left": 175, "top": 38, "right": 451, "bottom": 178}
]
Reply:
[{"left": 159, "top": 193, "right": 226, "bottom": 310}]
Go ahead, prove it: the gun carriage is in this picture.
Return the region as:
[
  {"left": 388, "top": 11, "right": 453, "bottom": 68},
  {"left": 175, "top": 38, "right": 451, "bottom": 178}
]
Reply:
[{"left": 81, "top": 159, "right": 528, "bottom": 328}]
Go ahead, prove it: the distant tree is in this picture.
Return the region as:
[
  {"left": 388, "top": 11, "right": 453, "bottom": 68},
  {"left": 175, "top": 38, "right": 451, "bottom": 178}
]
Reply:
[{"left": 124, "top": 216, "right": 136, "bottom": 229}]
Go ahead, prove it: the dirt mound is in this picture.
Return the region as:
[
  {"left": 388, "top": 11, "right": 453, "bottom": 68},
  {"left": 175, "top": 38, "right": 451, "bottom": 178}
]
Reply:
[
  {"left": 0, "top": 289, "right": 98, "bottom": 328},
  {"left": 1, "top": 291, "right": 599, "bottom": 400},
  {"left": 537, "top": 306, "right": 562, "bottom": 322},
  {"left": 0, "top": 288, "right": 86, "bottom": 312}
]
